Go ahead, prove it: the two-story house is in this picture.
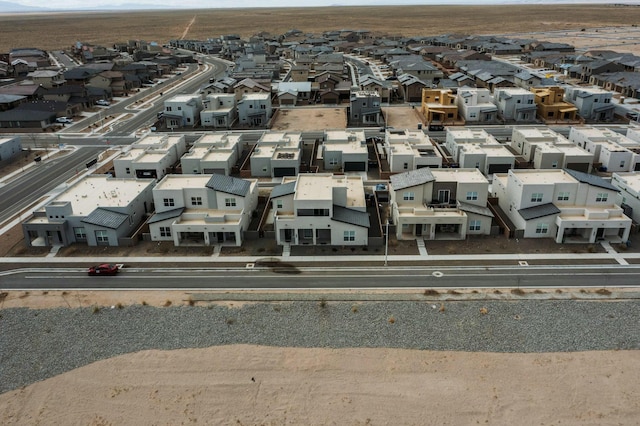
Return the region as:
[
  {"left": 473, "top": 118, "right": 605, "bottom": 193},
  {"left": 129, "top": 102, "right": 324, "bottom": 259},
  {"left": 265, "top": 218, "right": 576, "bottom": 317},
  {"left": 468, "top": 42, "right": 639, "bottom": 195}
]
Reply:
[
  {"left": 180, "top": 132, "right": 242, "bottom": 176},
  {"left": 493, "top": 168, "right": 631, "bottom": 243},
  {"left": 250, "top": 131, "right": 302, "bottom": 178},
  {"left": 390, "top": 168, "right": 493, "bottom": 240},
  {"left": 385, "top": 129, "right": 443, "bottom": 172},
  {"left": 114, "top": 134, "right": 187, "bottom": 180},
  {"left": 237, "top": 93, "right": 272, "bottom": 127},
  {"left": 569, "top": 127, "right": 640, "bottom": 172},
  {"left": 531, "top": 86, "right": 578, "bottom": 123},
  {"left": 148, "top": 174, "right": 258, "bottom": 247},
  {"left": 493, "top": 88, "right": 537, "bottom": 122},
  {"left": 321, "top": 130, "right": 368, "bottom": 172},
  {"left": 200, "top": 94, "right": 236, "bottom": 129},
  {"left": 22, "top": 175, "right": 155, "bottom": 247},
  {"left": 446, "top": 128, "right": 514, "bottom": 176},
  {"left": 564, "top": 86, "right": 615, "bottom": 121},
  {"left": 420, "top": 88, "right": 459, "bottom": 125},
  {"left": 456, "top": 88, "right": 497, "bottom": 123},
  {"left": 163, "top": 95, "right": 203, "bottom": 128},
  {"left": 349, "top": 91, "right": 381, "bottom": 126},
  {"left": 270, "top": 174, "right": 370, "bottom": 246}
]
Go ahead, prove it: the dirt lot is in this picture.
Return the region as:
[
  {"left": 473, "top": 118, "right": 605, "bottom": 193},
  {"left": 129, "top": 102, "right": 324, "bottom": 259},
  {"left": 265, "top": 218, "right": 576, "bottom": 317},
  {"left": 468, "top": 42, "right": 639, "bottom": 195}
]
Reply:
[
  {"left": 382, "top": 106, "right": 423, "bottom": 130},
  {"left": 271, "top": 107, "right": 347, "bottom": 132},
  {"left": 1, "top": 5, "right": 640, "bottom": 52}
]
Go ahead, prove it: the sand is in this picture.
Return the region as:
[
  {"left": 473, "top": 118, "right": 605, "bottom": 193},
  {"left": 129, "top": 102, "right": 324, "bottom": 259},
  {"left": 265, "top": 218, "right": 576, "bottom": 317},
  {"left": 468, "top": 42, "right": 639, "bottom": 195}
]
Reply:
[{"left": 0, "top": 345, "right": 638, "bottom": 425}]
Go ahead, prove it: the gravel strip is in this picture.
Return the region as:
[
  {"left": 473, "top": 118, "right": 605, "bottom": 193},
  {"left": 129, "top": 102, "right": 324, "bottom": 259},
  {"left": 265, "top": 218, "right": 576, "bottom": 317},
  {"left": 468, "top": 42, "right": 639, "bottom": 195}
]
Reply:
[{"left": 1, "top": 299, "right": 639, "bottom": 394}]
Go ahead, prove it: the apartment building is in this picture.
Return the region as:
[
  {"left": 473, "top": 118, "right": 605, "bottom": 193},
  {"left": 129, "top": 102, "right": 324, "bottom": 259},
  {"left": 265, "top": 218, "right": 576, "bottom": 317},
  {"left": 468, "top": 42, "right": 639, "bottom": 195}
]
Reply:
[
  {"left": 493, "top": 168, "right": 631, "bottom": 243},
  {"left": 389, "top": 168, "right": 493, "bottom": 240},
  {"left": 148, "top": 174, "right": 258, "bottom": 246},
  {"left": 271, "top": 174, "right": 370, "bottom": 246}
]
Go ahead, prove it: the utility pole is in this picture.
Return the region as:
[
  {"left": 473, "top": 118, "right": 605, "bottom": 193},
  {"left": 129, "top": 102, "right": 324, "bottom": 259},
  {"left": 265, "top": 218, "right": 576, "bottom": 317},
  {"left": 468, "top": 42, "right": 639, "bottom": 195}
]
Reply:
[{"left": 384, "top": 219, "right": 389, "bottom": 266}]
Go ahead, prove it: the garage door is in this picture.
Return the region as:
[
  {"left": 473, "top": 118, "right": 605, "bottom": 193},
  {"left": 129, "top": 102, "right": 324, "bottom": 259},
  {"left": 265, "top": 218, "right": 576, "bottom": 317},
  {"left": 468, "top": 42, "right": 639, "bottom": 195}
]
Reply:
[
  {"left": 344, "top": 161, "right": 366, "bottom": 172},
  {"left": 203, "top": 168, "right": 226, "bottom": 175},
  {"left": 487, "top": 164, "right": 511, "bottom": 175},
  {"left": 566, "top": 163, "right": 591, "bottom": 173},
  {"left": 274, "top": 167, "right": 296, "bottom": 177}
]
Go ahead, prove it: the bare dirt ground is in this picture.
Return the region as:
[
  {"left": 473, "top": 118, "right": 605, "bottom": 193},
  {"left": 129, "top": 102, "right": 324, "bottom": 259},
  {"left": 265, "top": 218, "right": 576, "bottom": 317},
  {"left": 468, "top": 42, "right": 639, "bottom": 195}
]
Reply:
[
  {"left": 383, "top": 106, "right": 424, "bottom": 130},
  {"left": 0, "top": 345, "right": 637, "bottom": 425},
  {"left": 2, "top": 5, "right": 640, "bottom": 52},
  {"left": 271, "top": 107, "right": 347, "bottom": 132}
]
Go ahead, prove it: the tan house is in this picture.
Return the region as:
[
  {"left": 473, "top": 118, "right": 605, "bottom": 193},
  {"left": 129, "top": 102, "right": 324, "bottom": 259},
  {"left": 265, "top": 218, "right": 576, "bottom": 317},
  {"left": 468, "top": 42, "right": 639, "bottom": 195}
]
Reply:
[
  {"left": 233, "top": 78, "right": 270, "bottom": 102},
  {"left": 420, "top": 88, "right": 460, "bottom": 125},
  {"left": 531, "top": 86, "right": 578, "bottom": 123},
  {"left": 27, "top": 70, "right": 66, "bottom": 89}
]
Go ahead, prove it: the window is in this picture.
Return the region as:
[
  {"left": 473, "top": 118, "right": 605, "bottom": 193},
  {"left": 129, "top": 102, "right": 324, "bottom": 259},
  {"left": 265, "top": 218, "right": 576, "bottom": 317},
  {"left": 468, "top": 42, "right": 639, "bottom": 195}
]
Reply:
[
  {"left": 160, "top": 226, "right": 172, "bottom": 237},
  {"left": 596, "top": 193, "right": 608, "bottom": 202},
  {"left": 163, "top": 198, "right": 175, "bottom": 207},
  {"left": 469, "top": 112, "right": 476, "bottom": 118},
  {"left": 344, "top": 230, "right": 355, "bottom": 241},
  {"left": 527, "top": 99, "right": 533, "bottom": 104},
  {"left": 403, "top": 192, "right": 415, "bottom": 201},
  {"left": 403, "top": 163, "right": 409, "bottom": 170},
  {"left": 125, "top": 167, "right": 130, "bottom": 174},
  {"left": 276, "top": 200, "right": 283, "bottom": 209},
  {"left": 191, "top": 196, "right": 203, "bottom": 206},
  {"left": 466, "top": 191, "right": 478, "bottom": 201},
  {"left": 177, "top": 106, "right": 182, "bottom": 111},
  {"left": 297, "top": 208, "right": 329, "bottom": 216},
  {"left": 552, "top": 161, "right": 558, "bottom": 168},
  {"left": 329, "top": 158, "right": 338, "bottom": 166},
  {"left": 260, "top": 104, "right": 266, "bottom": 109},
  {"left": 469, "top": 220, "right": 481, "bottom": 231},
  {"left": 166, "top": 106, "right": 172, "bottom": 111},
  {"left": 530, "top": 193, "right": 543, "bottom": 203},
  {"left": 620, "top": 160, "right": 625, "bottom": 168},
  {"left": 438, "top": 190, "right": 450, "bottom": 204},
  {"left": 516, "top": 99, "right": 521, "bottom": 104},
  {"left": 604, "top": 98, "right": 611, "bottom": 103},
  {"left": 225, "top": 198, "right": 237, "bottom": 207},
  {"left": 74, "top": 227, "right": 87, "bottom": 240},
  {"left": 535, "top": 223, "right": 549, "bottom": 234},
  {"left": 95, "top": 230, "right": 109, "bottom": 243},
  {"left": 557, "top": 192, "right": 570, "bottom": 201},
  {"left": 547, "top": 111, "right": 554, "bottom": 117}
]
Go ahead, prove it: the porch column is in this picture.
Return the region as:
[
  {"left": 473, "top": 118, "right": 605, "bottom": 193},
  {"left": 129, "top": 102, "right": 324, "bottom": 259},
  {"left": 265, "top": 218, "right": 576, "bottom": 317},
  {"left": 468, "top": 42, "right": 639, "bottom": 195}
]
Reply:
[
  {"left": 204, "top": 232, "right": 210, "bottom": 245},
  {"left": 621, "top": 226, "right": 631, "bottom": 243},
  {"left": 173, "top": 231, "right": 180, "bottom": 247}
]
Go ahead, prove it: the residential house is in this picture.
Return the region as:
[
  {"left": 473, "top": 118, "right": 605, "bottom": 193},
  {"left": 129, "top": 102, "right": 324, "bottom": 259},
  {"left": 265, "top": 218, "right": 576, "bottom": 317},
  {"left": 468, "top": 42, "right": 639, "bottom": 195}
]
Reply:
[
  {"left": 445, "top": 128, "right": 514, "bottom": 176},
  {"left": 180, "top": 132, "right": 242, "bottom": 176},
  {"left": 0, "top": 136, "right": 21, "bottom": 162},
  {"left": 568, "top": 127, "right": 640, "bottom": 172},
  {"left": 397, "top": 74, "right": 428, "bottom": 103},
  {"left": 420, "top": 89, "right": 459, "bottom": 125},
  {"left": 200, "top": 94, "right": 236, "bottom": 129},
  {"left": 271, "top": 174, "right": 370, "bottom": 246},
  {"left": 564, "top": 86, "right": 615, "bottom": 122},
  {"left": 114, "top": 134, "right": 187, "bottom": 180},
  {"left": 611, "top": 172, "right": 640, "bottom": 224},
  {"left": 22, "top": 175, "right": 155, "bottom": 247},
  {"left": 0, "top": 94, "right": 26, "bottom": 112},
  {"left": 163, "top": 95, "right": 202, "bottom": 128},
  {"left": 531, "top": 142, "right": 593, "bottom": 173},
  {"left": 589, "top": 72, "right": 640, "bottom": 99},
  {"left": 511, "top": 126, "right": 571, "bottom": 162},
  {"left": 385, "top": 129, "right": 443, "bottom": 172},
  {"left": 276, "top": 81, "right": 312, "bottom": 106},
  {"left": 250, "top": 131, "right": 302, "bottom": 177},
  {"left": 493, "top": 168, "right": 631, "bottom": 243},
  {"left": 148, "top": 174, "right": 258, "bottom": 247},
  {"left": 390, "top": 168, "right": 493, "bottom": 240},
  {"left": 349, "top": 91, "right": 382, "bottom": 126},
  {"left": 359, "top": 75, "right": 393, "bottom": 103},
  {"left": 237, "top": 93, "right": 272, "bottom": 127},
  {"left": 579, "top": 60, "right": 625, "bottom": 83},
  {"left": 321, "top": 130, "right": 368, "bottom": 172},
  {"left": 494, "top": 88, "right": 537, "bottom": 122},
  {"left": 26, "top": 70, "right": 66, "bottom": 89},
  {"left": 233, "top": 78, "right": 270, "bottom": 102},
  {"left": 456, "top": 88, "right": 497, "bottom": 123},
  {"left": 531, "top": 86, "right": 578, "bottom": 122}
]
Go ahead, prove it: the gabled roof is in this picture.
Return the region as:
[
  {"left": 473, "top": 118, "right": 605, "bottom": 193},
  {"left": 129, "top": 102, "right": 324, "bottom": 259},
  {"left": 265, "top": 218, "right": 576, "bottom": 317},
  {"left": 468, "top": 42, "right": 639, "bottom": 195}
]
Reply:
[
  {"left": 564, "top": 168, "right": 619, "bottom": 192},
  {"left": 82, "top": 208, "right": 128, "bottom": 229},
  {"left": 270, "top": 181, "right": 296, "bottom": 198},
  {"left": 390, "top": 168, "right": 435, "bottom": 191},
  {"left": 147, "top": 207, "right": 185, "bottom": 224},
  {"left": 206, "top": 174, "right": 251, "bottom": 197},
  {"left": 518, "top": 203, "right": 561, "bottom": 221},
  {"left": 332, "top": 205, "right": 370, "bottom": 228}
]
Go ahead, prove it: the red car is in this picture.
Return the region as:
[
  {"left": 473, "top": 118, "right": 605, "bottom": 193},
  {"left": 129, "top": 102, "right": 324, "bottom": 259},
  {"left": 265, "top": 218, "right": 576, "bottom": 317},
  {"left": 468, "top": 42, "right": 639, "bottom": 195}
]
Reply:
[{"left": 88, "top": 264, "right": 120, "bottom": 276}]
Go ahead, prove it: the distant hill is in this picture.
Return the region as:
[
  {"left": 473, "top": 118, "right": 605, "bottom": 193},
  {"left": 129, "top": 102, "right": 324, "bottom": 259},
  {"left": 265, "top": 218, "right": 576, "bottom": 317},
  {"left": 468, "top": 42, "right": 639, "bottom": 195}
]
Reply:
[{"left": 0, "top": 1, "right": 48, "bottom": 12}]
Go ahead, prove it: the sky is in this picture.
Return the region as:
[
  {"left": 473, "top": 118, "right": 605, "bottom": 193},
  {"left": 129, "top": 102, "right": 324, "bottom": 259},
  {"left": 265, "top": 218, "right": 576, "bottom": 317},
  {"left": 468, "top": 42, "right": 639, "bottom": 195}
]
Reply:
[{"left": 9, "top": 0, "right": 639, "bottom": 10}]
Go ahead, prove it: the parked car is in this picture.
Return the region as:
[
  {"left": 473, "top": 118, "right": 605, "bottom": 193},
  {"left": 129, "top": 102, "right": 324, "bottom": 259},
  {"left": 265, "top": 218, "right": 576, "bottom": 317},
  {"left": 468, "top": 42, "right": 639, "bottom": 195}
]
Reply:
[
  {"left": 96, "top": 99, "right": 110, "bottom": 106},
  {"left": 88, "top": 264, "right": 120, "bottom": 276},
  {"left": 56, "top": 117, "right": 73, "bottom": 124}
]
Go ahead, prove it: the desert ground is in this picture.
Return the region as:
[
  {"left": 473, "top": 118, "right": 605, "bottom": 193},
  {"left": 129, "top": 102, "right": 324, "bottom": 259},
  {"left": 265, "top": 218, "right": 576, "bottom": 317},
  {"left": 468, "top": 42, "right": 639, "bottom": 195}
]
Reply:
[
  {"left": 2, "top": 4, "right": 640, "bottom": 52},
  {"left": 0, "top": 345, "right": 637, "bottom": 425}
]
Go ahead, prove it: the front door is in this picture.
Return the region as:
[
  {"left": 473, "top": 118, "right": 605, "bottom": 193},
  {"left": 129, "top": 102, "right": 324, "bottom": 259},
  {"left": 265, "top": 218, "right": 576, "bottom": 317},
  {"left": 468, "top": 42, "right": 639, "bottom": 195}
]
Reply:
[
  {"left": 415, "top": 224, "right": 422, "bottom": 237},
  {"left": 284, "top": 228, "right": 292, "bottom": 242}
]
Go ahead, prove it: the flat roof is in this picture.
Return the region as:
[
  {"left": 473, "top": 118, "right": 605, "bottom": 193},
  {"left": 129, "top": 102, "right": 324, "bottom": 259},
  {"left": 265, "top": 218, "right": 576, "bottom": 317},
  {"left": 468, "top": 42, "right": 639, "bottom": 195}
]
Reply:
[
  {"left": 513, "top": 127, "right": 563, "bottom": 140},
  {"left": 155, "top": 174, "right": 211, "bottom": 191},
  {"left": 294, "top": 174, "right": 365, "bottom": 208},
  {"left": 325, "top": 129, "right": 365, "bottom": 142},
  {"left": 447, "top": 128, "right": 497, "bottom": 144},
  {"left": 324, "top": 140, "right": 367, "bottom": 155},
  {"left": 258, "top": 131, "right": 302, "bottom": 146},
  {"left": 195, "top": 132, "right": 242, "bottom": 147},
  {"left": 46, "top": 175, "right": 154, "bottom": 217},
  {"left": 613, "top": 172, "right": 640, "bottom": 194},
  {"left": 510, "top": 169, "right": 576, "bottom": 185},
  {"left": 387, "top": 129, "right": 430, "bottom": 145},
  {"left": 431, "top": 168, "right": 487, "bottom": 183}
]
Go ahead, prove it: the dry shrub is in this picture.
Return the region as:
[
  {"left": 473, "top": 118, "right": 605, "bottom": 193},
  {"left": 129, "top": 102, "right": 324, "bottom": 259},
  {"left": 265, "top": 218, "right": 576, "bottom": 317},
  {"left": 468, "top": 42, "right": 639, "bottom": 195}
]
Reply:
[
  {"left": 226, "top": 318, "right": 235, "bottom": 325},
  {"left": 92, "top": 306, "right": 101, "bottom": 314},
  {"left": 319, "top": 299, "right": 327, "bottom": 308},
  {"left": 115, "top": 303, "right": 123, "bottom": 309},
  {"left": 595, "top": 288, "right": 612, "bottom": 296},
  {"left": 423, "top": 289, "right": 439, "bottom": 296},
  {"left": 493, "top": 289, "right": 502, "bottom": 294},
  {"left": 447, "top": 289, "right": 460, "bottom": 295},
  {"left": 351, "top": 304, "right": 359, "bottom": 313},
  {"left": 511, "top": 288, "right": 525, "bottom": 296},
  {"left": 388, "top": 316, "right": 396, "bottom": 324},
  {"left": 479, "top": 307, "right": 489, "bottom": 315},
  {"left": 18, "top": 291, "right": 30, "bottom": 299},
  {"left": 163, "top": 300, "right": 172, "bottom": 307},
  {"left": 438, "top": 303, "right": 445, "bottom": 313}
]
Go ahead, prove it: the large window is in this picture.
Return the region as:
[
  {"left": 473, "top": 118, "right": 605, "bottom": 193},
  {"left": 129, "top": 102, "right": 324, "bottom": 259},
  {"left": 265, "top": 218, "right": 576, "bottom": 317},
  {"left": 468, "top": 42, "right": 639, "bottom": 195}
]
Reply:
[
  {"left": 74, "top": 227, "right": 87, "bottom": 241},
  {"left": 530, "top": 193, "right": 543, "bottom": 203},
  {"left": 596, "top": 193, "right": 608, "bottom": 203},
  {"left": 95, "top": 230, "right": 109, "bottom": 243},
  {"left": 469, "top": 220, "right": 481, "bottom": 231},
  {"left": 466, "top": 191, "right": 478, "bottom": 201},
  {"left": 160, "top": 227, "right": 172, "bottom": 237},
  {"left": 344, "top": 230, "right": 355, "bottom": 241},
  {"left": 403, "top": 192, "right": 415, "bottom": 201},
  {"left": 191, "top": 196, "right": 203, "bottom": 206},
  {"left": 535, "top": 223, "right": 549, "bottom": 234},
  {"left": 163, "top": 198, "right": 175, "bottom": 207},
  {"left": 225, "top": 198, "right": 237, "bottom": 207},
  {"left": 297, "top": 208, "right": 330, "bottom": 216}
]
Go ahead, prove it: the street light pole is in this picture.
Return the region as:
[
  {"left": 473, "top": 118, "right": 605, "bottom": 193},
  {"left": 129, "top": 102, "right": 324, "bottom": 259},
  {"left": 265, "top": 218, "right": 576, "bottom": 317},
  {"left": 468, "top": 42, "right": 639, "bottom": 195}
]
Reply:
[{"left": 384, "top": 219, "right": 389, "bottom": 266}]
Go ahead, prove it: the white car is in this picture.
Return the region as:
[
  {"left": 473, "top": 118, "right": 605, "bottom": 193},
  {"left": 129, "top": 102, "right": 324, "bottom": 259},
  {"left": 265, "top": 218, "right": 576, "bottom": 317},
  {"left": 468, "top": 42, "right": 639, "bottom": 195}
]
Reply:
[
  {"left": 56, "top": 117, "right": 73, "bottom": 124},
  {"left": 96, "top": 99, "right": 110, "bottom": 106}
]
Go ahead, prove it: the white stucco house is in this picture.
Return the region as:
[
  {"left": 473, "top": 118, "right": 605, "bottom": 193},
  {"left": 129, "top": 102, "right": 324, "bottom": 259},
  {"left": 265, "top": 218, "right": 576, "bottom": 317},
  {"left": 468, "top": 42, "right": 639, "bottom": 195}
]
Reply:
[{"left": 114, "top": 133, "right": 187, "bottom": 180}]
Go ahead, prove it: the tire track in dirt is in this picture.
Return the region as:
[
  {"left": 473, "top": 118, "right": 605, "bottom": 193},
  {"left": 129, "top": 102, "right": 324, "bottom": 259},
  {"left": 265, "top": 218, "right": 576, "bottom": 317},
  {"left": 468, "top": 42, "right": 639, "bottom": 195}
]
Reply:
[{"left": 180, "top": 15, "right": 196, "bottom": 40}]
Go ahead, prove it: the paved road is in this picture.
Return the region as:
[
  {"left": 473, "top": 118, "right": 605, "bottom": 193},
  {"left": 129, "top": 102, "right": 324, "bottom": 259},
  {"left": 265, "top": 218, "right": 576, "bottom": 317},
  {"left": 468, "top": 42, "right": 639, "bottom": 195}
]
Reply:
[{"left": 2, "top": 265, "right": 638, "bottom": 289}]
